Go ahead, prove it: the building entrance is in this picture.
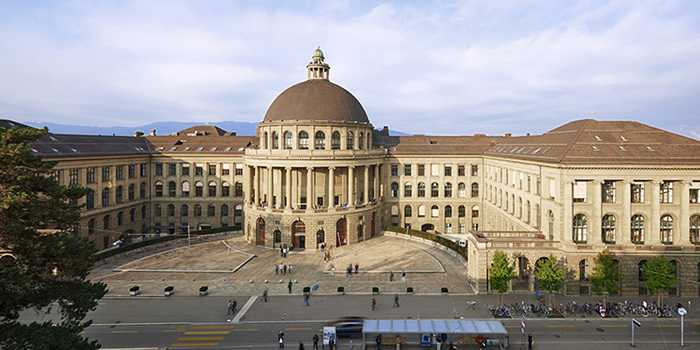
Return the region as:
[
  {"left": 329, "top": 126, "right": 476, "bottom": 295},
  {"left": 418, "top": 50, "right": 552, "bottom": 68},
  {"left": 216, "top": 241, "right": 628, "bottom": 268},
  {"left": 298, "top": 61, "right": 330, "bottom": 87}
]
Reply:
[{"left": 292, "top": 220, "right": 306, "bottom": 249}]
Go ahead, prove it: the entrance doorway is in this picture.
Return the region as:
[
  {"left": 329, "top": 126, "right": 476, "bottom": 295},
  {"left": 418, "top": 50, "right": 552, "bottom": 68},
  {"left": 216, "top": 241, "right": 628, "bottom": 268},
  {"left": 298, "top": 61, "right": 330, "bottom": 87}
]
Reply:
[
  {"left": 255, "top": 218, "right": 265, "bottom": 245},
  {"left": 292, "top": 220, "right": 306, "bottom": 249},
  {"left": 336, "top": 218, "right": 347, "bottom": 246},
  {"left": 421, "top": 223, "right": 434, "bottom": 232},
  {"left": 273, "top": 230, "right": 282, "bottom": 248},
  {"left": 316, "top": 229, "right": 325, "bottom": 248}
]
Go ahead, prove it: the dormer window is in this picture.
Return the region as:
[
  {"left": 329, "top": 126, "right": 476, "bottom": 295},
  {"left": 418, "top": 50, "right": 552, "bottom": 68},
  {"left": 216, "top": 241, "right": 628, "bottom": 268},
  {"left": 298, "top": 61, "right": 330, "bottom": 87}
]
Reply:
[
  {"left": 594, "top": 135, "right": 602, "bottom": 141},
  {"left": 620, "top": 136, "right": 628, "bottom": 142}
]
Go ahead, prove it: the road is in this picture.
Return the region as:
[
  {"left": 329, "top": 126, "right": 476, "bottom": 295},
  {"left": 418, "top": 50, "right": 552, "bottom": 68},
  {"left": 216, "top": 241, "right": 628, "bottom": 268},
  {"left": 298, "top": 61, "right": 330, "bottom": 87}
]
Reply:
[{"left": 20, "top": 295, "right": 700, "bottom": 349}]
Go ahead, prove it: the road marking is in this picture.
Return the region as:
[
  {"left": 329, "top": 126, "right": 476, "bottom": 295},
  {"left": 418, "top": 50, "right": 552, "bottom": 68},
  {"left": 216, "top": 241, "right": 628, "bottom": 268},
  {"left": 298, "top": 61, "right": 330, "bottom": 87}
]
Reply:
[
  {"left": 230, "top": 328, "right": 259, "bottom": 332},
  {"left": 190, "top": 325, "right": 234, "bottom": 330},
  {"left": 183, "top": 331, "right": 231, "bottom": 335},
  {"left": 286, "top": 327, "right": 312, "bottom": 331},
  {"left": 546, "top": 325, "right": 575, "bottom": 328},
  {"left": 177, "top": 337, "right": 225, "bottom": 341},
  {"left": 169, "top": 343, "right": 219, "bottom": 348},
  {"left": 231, "top": 296, "right": 257, "bottom": 323},
  {"left": 110, "top": 330, "right": 139, "bottom": 334}
]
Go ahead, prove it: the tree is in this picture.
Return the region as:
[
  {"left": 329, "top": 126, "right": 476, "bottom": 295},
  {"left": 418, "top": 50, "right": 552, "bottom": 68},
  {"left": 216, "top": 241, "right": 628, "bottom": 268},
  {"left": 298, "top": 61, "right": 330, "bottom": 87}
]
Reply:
[
  {"left": 490, "top": 251, "right": 514, "bottom": 304},
  {"left": 0, "top": 126, "right": 107, "bottom": 350},
  {"left": 534, "top": 256, "right": 566, "bottom": 305},
  {"left": 591, "top": 250, "right": 620, "bottom": 296},
  {"left": 643, "top": 256, "right": 676, "bottom": 305}
]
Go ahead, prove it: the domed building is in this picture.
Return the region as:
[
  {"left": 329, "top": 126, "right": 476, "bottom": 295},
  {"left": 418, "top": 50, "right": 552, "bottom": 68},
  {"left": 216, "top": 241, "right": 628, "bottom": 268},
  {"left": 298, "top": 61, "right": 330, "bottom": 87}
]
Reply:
[{"left": 243, "top": 48, "right": 385, "bottom": 249}]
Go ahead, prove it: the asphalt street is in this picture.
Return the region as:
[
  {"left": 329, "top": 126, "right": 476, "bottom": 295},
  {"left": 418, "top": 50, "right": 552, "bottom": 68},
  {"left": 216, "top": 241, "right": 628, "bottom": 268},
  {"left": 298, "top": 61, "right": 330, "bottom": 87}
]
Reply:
[{"left": 20, "top": 295, "right": 700, "bottom": 349}]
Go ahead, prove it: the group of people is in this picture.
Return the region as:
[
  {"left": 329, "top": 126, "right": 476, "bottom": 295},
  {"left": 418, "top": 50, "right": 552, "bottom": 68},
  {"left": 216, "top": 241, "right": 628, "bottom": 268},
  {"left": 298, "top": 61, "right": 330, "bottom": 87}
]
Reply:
[
  {"left": 345, "top": 263, "right": 360, "bottom": 277},
  {"left": 226, "top": 299, "right": 237, "bottom": 315},
  {"left": 279, "top": 244, "right": 290, "bottom": 258},
  {"left": 278, "top": 332, "right": 331, "bottom": 349},
  {"left": 388, "top": 270, "right": 407, "bottom": 282},
  {"left": 275, "top": 263, "right": 294, "bottom": 275}
]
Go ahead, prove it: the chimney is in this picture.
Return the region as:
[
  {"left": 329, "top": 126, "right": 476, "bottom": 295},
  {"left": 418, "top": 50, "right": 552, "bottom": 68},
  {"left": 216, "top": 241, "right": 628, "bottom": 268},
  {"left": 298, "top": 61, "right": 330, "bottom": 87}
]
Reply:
[
  {"left": 504, "top": 133, "right": 512, "bottom": 137},
  {"left": 134, "top": 131, "right": 144, "bottom": 137},
  {"left": 381, "top": 126, "right": 390, "bottom": 136},
  {"left": 149, "top": 129, "right": 157, "bottom": 136}
]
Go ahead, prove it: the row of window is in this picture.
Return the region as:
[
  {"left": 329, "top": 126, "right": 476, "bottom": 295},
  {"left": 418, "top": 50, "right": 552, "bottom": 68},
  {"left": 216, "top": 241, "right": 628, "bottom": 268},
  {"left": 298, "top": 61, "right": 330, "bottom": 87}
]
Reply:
[
  {"left": 390, "top": 182, "right": 479, "bottom": 198},
  {"left": 262, "top": 130, "right": 371, "bottom": 150},
  {"left": 572, "top": 213, "right": 700, "bottom": 245},
  {"left": 390, "top": 163, "right": 479, "bottom": 177},
  {"left": 396, "top": 204, "right": 480, "bottom": 219},
  {"left": 85, "top": 183, "right": 148, "bottom": 209},
  {"left": 87, "top": 205, "right": 148, "bottom": 233},
  {"left": 486, "top": 166, "right": 541, "bottom": 196},
  {"left": 154, "top": 180, "right": 243, "bottom": 198},
  {"left": 154, "top": 203, "right": 243, "bottom": 218},
  {"left": 154, "top": 162, "right": 244, "bottom": 177},
  {"left": 574, "top": 180, "right": 700, "bottom": 204},
  {"left": 487, "top": 186, "right": 541, "bottom": 226},
  {"left": 54, "top": 163, "right": 148, "bottom": 186}
]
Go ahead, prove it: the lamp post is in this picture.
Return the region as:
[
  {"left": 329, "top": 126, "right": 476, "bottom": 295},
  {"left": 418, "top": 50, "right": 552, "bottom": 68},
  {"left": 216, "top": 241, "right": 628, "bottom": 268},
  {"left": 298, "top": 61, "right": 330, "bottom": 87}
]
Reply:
[
  {"left": 187, "top": 224, "right": 191, "bottom": 248},
  {"left": 678, "top": 307, "right": 687, "bottom": 347}
]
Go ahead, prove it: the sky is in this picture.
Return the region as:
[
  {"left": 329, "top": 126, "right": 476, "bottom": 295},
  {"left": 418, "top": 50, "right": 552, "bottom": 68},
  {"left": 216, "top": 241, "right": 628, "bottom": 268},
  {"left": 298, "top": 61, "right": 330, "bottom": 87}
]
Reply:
[{"left": 1, "top": 0, "right": 699, "bottom": 137}]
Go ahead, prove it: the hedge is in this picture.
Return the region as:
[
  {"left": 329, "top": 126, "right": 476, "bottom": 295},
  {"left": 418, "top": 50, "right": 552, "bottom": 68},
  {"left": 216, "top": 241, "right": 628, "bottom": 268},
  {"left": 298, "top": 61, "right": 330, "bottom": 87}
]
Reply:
[{"left": 385, "top": 225, "right": 467, "bottom": 260}]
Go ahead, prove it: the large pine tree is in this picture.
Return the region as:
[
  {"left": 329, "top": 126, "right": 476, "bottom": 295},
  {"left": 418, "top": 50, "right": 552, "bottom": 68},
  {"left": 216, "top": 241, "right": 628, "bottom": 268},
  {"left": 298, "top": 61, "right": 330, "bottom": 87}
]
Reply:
[{"left": 0, "top": 126, "right": 107, "bottom": 350}]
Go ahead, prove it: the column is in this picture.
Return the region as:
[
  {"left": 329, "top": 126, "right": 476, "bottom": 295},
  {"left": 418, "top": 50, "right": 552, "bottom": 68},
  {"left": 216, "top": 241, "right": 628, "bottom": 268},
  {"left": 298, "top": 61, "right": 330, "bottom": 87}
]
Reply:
[
  {"left": 243, "top": 165, "right": 251, "bottom": 205},
  {"left": 373, "top": 164, "right": 379, "bottom": 201},
  {"left": 328, "top": 167, "right": 335, "bottom": 209},
  {"left": 285, "top": 167, "right": 292, "bottom": 210},
  {"left": 651, "top": 181, "right": 661, "bottom": 244},
  {"left": 266, "top": 166, "right": 273, "bottom": 211},
  {"left": 306, "top": 167, "right": 313, "bottom": 211},
  {"left": 253, "top": 166, "right": 259, "bottom": 206},
  {"left": 622, "top": 180, "right": 631, "bottom": 245},
  {"left": 348, "top": 166, "right": 355, "bottom": 207},
  {"left": 680, "top": 181, "right": 691, "bottom": 245},
  {"left": 363, "top": 165, "right": 369, "bottom": 205},
  {"left": 591, "top": 180, "right": 602, "bottom": 245}
]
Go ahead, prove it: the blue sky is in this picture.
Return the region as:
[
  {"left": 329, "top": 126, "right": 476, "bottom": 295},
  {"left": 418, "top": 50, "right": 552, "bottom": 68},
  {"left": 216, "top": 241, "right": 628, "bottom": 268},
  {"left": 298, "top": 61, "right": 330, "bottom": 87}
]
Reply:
[{"left": 1, "top": 1, "right": 699, "bottom": 137}]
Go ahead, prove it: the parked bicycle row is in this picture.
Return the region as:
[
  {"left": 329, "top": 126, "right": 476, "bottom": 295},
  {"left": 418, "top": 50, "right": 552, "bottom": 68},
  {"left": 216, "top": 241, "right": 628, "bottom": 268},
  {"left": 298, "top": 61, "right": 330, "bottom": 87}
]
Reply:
[{"left": 486, "top": 300, "right": 684, "bottom": 319}]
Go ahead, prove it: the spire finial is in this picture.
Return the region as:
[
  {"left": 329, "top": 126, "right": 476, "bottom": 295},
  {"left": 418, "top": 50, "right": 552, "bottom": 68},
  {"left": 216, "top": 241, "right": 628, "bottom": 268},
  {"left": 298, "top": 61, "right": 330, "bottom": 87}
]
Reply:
[{"left": 307, "top": 47, "right": 330, "bottom": 80}]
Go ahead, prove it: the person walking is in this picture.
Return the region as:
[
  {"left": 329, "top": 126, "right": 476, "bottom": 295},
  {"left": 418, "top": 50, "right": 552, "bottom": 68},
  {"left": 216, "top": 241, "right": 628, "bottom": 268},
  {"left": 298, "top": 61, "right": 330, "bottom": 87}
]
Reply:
[
  {"left": 275, "top": 264, "right": 279, "bottom": 274},
  {"left": 389, "top": 271, "right": 394, "bottom": 282},
  {"left": 393, "top": 294, "right": 400, "bottom": 308},
  {"left": 278, "top": 331, "right": 285, "bottom": 348},
  {"left": 298, "top": 342, "right": 304, "bottom": 350},
  {"left": 304, "top": 293, "right": 310, "bottom": 306},
  {"left": 354, "top": 263, "right": 359, "bottom": 274},
  {"left": 280, "top": 246, "right": 284, "bottom": 258},
  {"left": 263, "top": 288, "right": 269, "bottom": 302},
  {"left": 283, "top": 264, "right": 288, "bottom": 275},
  {"left": 312, "top": 334, "right": 319, "bottom": 350},
  {"left": 226, "top": 300, "right": 233, "bottom": 315},
  {"left": 231, "top": 300, "right": 237, "bottom": 313},
  {"left": 401, "top": 270, "right": 406, "bottom": 282},
  {"left": 288, "top": 280, "right": 293, "bottom": 294},
  {"left": 371, "top": 297, "right": 376, "bottom": 311},
  {"left": 375, "top": 334, "right": 382, "bottom": 349}
]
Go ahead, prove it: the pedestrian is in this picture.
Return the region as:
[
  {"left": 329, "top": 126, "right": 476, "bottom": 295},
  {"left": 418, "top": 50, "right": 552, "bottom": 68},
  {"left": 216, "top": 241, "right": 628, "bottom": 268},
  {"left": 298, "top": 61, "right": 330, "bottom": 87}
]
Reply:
[
  {"left": 278, "top": 331, "right": 285, "bottom": 348},
  {"left": 389, "top": 271, "right": 394, "bottom": 282},
  {"left": 280, "top": 246, "right": 284, "bottom": 258},
  {"left": 401, "top": 271, "right": 406, "bottom": 282},
  {"left": 288, "top": 280, "right": 293, "bottom": 294},
  {"left": 375, "top": 334, "right": 382, "bottom": 349},
  {"left": 275, "top": 264, "right": 279, "bottom": 274},
  {"left": 312, "top": 334, "right": 319, "bottom": 350},
  {"left": 263, "top": 288, "right": 268, "bottom": 302},
  {"left": 354, "top": 263, "right": 359, "bottom": 274},
  {"left": 393, "top": 294, "right": 400, "bottom": 308},
  {"left": 329, "top": 338, "right": 335, "bottom": 350},
  {"left": 299, "top": 342, "right": 304, "bottom": 350},
  {"left": 371, "top": 297, "right": 376, "bottom": 311},
  {"left": 304, "top": 293, "right": 310, "bottom": 306},
  {"left": 346, "top": 265, "right": 352, "bottom": 278},
  {"left": 226, "top": 300, "right": 233, "bottom": 315},
  {"left": 231, "top": 300, "right": 237, "bottom": 313},
  {"left": 283, "top": 264, "right": 288, "bottom": 275}
]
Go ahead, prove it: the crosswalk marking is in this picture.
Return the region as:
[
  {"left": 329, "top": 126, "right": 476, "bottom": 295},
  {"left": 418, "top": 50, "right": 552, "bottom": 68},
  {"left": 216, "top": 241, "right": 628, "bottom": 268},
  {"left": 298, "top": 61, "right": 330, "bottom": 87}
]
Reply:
[
  {"left": 184, "top": 330, "right": 230, "bottom": 335},
  {"left": 170, "top": 343, "right": 219, "bottom": 348},
  {"left": 177, "top": 337, "right": 225, "bottom": 342}
]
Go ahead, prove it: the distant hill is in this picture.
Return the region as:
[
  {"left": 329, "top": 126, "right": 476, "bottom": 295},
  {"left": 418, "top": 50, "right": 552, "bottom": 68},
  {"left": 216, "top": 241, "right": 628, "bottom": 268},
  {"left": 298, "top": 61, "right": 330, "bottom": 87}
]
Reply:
[{"left": 24, "top": 120, "right": 411, "bottom": 137}]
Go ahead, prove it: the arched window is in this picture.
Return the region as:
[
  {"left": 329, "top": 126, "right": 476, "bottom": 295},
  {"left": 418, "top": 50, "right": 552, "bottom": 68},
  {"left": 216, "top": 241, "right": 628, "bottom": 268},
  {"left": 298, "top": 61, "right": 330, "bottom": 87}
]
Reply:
[
  {"left": 167, "top": 204, "right": 175, "bottom": 217},
  {"left": 298, "top": 131, "right": 309, "bottom": 149},
  {"left": 517, "top": 197, "right": 522, "bottom": 218},
  {"left": 154, "top": 181, "right": 163, "bottom": 197},
  {"left": 283, "top": 131, "right": 293, "bottom": 149},
  {"left": 195, "top": 181, "right": 204, "bottom": 197},
  {"left": 331, "top": 131, "right": 341, "bottom": 150},
  {"left": 358, "top": 132, "right": 364, "bottom": 150},
  {"left": 221, "top": 204, "right": 229, "bottom": 217},
  {"left": 418, "top": 205, "right": 426, "bottom": 217},
  {"left": 314, "top": 131, "right": 326, "bottom": 150},
  {"left": 579, "top": 259, "right": 588, "bottom": 281},
  {"left": 572, "top": 214, "right": 588, "bottom": 243},
  {"left": 471, "top": 205, "right": 479, "bottom": 218},
  {"left": 431, "top": 182, "right": 439, "bottom": 197},
  {"left": 471, "top": 183, "right": 479, "bottom": 198},
  {"left": 431, "top": 205, "right": 439, "bottom": 218},
  {"left": 103, "top": 215, "right": 110, "bottom": 229},
  {"left": 403, "top": 183, "right": 412, "bottom": 197},
  {"left": 263, "top": 132, "right": 268, "bottom": 149},
  {"left": 366, "top": 132, "right": 371, "bottom": 149},
  {"left": 548, "top": 210, "right": 555, "bottom": 240},
  {"left": 207, "top": 204, "right": 215, "bottom": 217},
  {"left": 631, "top": 215, "right": 645, "bottom": 243},
  {"left": 602, "top": 214, "right": 616, "bottom": 244},
  {"left": 180, "top": 181, "right": 190, "bottom": 197},
  {"left": 272, "top": 131, "right": 279, "bottom": 149},
  {"left": 221, "top": 182, "right": 230, "bottom": 197},
  {"left": 116, "top": 185, "right": 123, "bottom": 203},
  {"left": 194, "top": 204, "right": 202, "bottom": 217},
  {"left": 234, "top": 182, "right": 243, "bottom": 197},
  {"left": 660, "top": 215, "right": 673, "bottom": 244},
  {"left": 346, "top": 131, "right": 354, "bottom": 150},
  {"left": 445, "top": 205, "right": 452, "bottom": 218},
  {"left": 181, "top": 204, "right": 188, "bottom": 217},
  {"left": 458, "top": 205, "right": 466, "bottom": 218},
  {"left": 85, "top": 189, "right": 95, "bottom": 209},
  {"left": 140, "top": 182, "right": 146, "bottom": 199},
  {"left": 390, "top": 182, "right": 399, "bottom": 198},
  {"left": 404, "top": 205, "right": 412, "bottom": 217},
  {"left": 417, "top": 182, "right": 426, "bottom": 197},
  {"left": 444, "top": 183, "right": 453, "bottom": 197},
  {"left": 129, "top": 207, "right": 136, "bottom": 223},
  {"left": 168, "top": 181, "right": 176, "bottom": 197},
  {"left": 691, "top": 215, "right": 700, "bottom": 244},
  {"left": 116, "top": 211, "right": 123, "bottom": 225},
  {"left": 391, "top": 205, "right": 399, "bottom": 217},
  {"left": 87, "top": 218, "right": 95, "bottom": 235},
  {"left": 525, "top": 200, "right": 531, "bottom": 223},
  {"left": 128, "top": 183, "right": 135, "bottom": 201},
  {"left": 208, "top": 181, "right": 217, "bottom": 197},
  {"left": 458, "top": 183, "right": 466, "bottom": 197},
  {"left": 154, "top": 204, "right": 161, "bottom": 217}
]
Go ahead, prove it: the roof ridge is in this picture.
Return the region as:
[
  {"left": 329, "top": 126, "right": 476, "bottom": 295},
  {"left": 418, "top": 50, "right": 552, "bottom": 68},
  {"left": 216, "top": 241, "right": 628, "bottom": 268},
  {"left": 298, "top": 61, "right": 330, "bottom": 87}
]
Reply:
[{"left": 558, "top": 119, "right": 592, "bottom": 162}]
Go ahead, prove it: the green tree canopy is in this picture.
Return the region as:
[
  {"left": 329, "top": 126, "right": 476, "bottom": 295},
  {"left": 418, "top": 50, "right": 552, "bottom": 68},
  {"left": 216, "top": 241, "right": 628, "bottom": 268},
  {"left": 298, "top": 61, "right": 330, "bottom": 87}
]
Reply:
[
  {"left": 591, "top": 250, "right": 620, "bottom": 295},
  {"left": 490, "top": 251, "right": 514, "bottom": 294},
  {"left": 643, "top": 256, "right": 677, "bottom": 296},
  {"left": 534, "top": 256, "right": 566, "bottom": 294},
  {"left": 0, "top": 126, "right": 107, "bottom": 350}
]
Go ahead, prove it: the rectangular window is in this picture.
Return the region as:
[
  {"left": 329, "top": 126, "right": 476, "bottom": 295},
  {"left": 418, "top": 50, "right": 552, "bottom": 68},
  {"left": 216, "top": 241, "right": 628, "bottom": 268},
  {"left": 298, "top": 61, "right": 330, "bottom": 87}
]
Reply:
[
  {"left": 444, "top": 165, "right": 452, "bottom": 177},
  {"left": 602, "top": 181, "right": 616, "bottom": 203},
  {"left": 471, "top": 165, "right": 478, "bottom": 176},
  {"left": 128, "top": 164, "right": 136, "bottom": 178},
  {"left": 208, "top": 164, "right": 217, "bottom": 176},
  {"left": 431, "top": 164, "right": 440, "bottom": 176},
  {"left": 527, "top": 175, "right": 532, "bottom": 192},
  {"left": 691, "top": 186, "right": 699, "bottom": 204},
  {"left": 69, "top": 168, "right": 80, "bottom": 186},
  {"left": 548, "top": 178, "right": 556, "bottom": 198},
  {"left": 181, "top": 163, "right": 190, "bottom": 176},
  {"left": 87, "top": 167, "right": 96, "bottom": 184},
  {"left": 660, "top": 181, "right": 673, "bottom": 204},
  {"left": 235, "top": 164, "right": 244, "bottom": 176},
  {"left": 390, "top": 164, "right": 398, "bottom": 177},
  {"left": 115, "top": 166, "right": 124, "bottom": 180},
  {"left": 195, "top": 165, "right": 204, "bottom": 176},
  {"left": 573, "top": 181, "right": 587, "bottom": 203},
  {"left": 101, "top": 167, "right": 111, "bottom": 182},
  {"left": 403, "top": 164, "right": 412, "bottom": 176},
  {"left": 417, "top": 164, "right": 425, "bottom": 176},
  {"left": 155, "top": 163, "right": 163, "bottom": 176},
  {"left": 458, "top": 165, "right": 465, "bottom": 177},
  {"left": 631, "top": 183, "right": 645, "bottom": 203},
  {"left": 459, "top": 223, "right": 465, "bottom": 233},
  {"left": 168, "top": 163, "right": 177, "bottom": 176},
  {"left": 536, "top": 177, "right": 541, "bottom": 195},
  {"left": 140, "top": 163, "right": 146, "bottom": 177},
  {"left": 222, "top": 164, "right": 230, "bottom": 176}
]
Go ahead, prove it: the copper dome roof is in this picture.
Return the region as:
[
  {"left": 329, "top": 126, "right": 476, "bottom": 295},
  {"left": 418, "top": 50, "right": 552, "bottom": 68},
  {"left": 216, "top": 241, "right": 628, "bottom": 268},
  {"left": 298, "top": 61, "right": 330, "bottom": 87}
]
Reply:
[{"left": 263, "top": 79, "right": 369, "bottom": 123}]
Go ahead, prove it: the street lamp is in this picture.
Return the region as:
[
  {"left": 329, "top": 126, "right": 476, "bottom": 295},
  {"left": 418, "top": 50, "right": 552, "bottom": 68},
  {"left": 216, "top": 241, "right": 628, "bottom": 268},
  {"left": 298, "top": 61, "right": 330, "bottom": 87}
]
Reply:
[
  {"left": 678, "top": 307, "right": 687, "bottom": 347},
  {"left": 187, "top": 224, "right": 191, "bottom": 248}
]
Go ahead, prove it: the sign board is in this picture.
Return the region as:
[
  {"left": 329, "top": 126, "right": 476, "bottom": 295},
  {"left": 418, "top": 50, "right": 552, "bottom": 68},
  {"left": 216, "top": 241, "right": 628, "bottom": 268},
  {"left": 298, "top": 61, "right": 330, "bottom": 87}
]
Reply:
[
  {"left": 323, "top": 326, "right": 336, "bottom": 345},
  {"left": 632, "top": 319, "right": 641, "bottom": 327},
  {"left": 420, "top": 334, "right": 432, "bottom": 347},
  {"left": 678, "top": 307, "right": 687, "bottom": 316}
]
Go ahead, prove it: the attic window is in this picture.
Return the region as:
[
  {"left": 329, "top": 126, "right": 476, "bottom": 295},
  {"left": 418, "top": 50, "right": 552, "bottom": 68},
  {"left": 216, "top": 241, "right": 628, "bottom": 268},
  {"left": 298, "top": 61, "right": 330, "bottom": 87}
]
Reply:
[
  {"left": 70, "top": 148, "right": 78, "bottom": 153},
  {"left": 157, "top": 146, "right": 165, "bottom": 151},
  {"left": 592, "top": 146, "right": 600, "bottom": 151},
  {"left": 196, "top": 146, "right": 204, "bottom": 151},
  {"left": 618, "top": 145, "right": 626, "bottom": 151},
  {"left": 646, "top": 146, "right": 655, "bottom": 151},
  {"left": 169, "top": 147, "right": 177, "bottom": 151},
  {"left": 175, "top": 140, "right": 185, "bottom": 145},
  {"left": 225, "top": 147, "right": 232, "bottom": 152},
  {"left": 211, "top": 147, "right": 217, "bottom": 151},
  {"left": 532, "top": 148, "right": 541, "bottom": 154},
  {"left": 594, "top": 135, "right": 602, "bottom": 141},
  {"left": 51, "top": 148, "right": 60, "bottom": 153},
  {"left": 620, "top": 136, "right": 628, "bottom": 142}
]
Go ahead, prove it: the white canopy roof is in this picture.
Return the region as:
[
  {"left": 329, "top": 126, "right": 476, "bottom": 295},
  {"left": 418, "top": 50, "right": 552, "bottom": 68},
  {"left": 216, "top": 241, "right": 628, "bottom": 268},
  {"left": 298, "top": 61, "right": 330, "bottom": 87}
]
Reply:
[{"left": 362, "top": 319, "right": 507, "bottom": 335}]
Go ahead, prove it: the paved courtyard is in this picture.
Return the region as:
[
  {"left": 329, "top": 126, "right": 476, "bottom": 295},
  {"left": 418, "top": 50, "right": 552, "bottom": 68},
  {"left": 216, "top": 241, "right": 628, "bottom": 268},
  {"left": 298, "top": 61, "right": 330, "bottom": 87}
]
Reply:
[{"left": 92, "top": 233, "right": 472, "bottom": 296}]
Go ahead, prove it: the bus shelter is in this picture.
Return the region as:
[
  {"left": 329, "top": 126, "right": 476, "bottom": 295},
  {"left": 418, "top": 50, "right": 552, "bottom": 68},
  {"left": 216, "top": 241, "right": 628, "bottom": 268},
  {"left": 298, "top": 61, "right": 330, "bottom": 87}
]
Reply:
[{"left": 362, "top": 319, "right": 509, "bottom": 349}]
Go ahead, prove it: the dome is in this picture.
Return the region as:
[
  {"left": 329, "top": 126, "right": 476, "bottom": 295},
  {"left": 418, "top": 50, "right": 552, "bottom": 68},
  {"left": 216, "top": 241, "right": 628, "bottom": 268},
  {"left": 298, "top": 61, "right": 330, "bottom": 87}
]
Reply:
[{"left": 263, "top": 79, "right": 369, "bottom": 123}]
